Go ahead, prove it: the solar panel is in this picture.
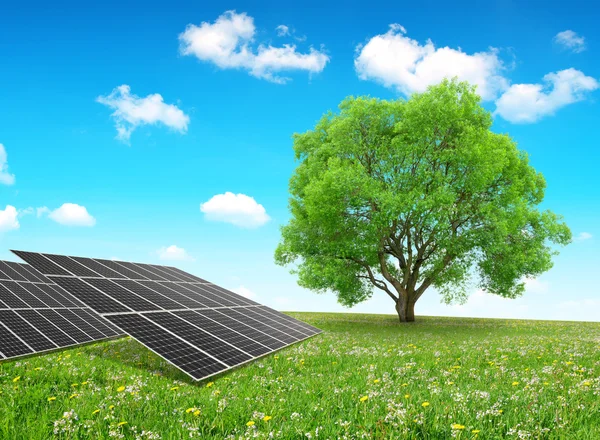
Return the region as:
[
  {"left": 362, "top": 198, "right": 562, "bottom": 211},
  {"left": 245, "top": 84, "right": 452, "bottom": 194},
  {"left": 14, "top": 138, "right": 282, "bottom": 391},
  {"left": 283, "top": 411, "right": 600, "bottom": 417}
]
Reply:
[
  {"left": 0, "top": 260, "right": 125, "bottom": 362},
  {"left": 13, "top": 250, "right": 321, "bottom": 381}
]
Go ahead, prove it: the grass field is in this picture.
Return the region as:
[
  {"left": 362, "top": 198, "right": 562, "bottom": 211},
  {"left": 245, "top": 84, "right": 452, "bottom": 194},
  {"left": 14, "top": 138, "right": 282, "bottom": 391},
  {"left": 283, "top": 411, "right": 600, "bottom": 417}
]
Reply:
[{"left": 1, "top": 313, "right": 599, "bottom": 439}]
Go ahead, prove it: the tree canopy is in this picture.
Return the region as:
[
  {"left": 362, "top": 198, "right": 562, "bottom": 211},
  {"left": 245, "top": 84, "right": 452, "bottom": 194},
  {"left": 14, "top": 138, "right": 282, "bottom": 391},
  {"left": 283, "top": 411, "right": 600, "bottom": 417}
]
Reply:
[{"left": 275, "top": 79, "right": 571, "bottom": 322}]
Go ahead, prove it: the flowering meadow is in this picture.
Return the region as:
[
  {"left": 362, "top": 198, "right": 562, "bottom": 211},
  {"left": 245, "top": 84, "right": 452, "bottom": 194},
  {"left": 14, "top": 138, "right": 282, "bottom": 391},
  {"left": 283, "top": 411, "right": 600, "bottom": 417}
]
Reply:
[{"left": 1, "top": 313, "right": 599, "bottom": 439}]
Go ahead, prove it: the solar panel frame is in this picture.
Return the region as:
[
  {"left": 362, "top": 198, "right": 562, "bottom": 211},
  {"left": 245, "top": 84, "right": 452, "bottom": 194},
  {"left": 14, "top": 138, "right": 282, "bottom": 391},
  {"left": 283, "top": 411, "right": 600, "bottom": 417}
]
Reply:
[{"left": 11, "top": 250, "right": 321, "bottom": 381}]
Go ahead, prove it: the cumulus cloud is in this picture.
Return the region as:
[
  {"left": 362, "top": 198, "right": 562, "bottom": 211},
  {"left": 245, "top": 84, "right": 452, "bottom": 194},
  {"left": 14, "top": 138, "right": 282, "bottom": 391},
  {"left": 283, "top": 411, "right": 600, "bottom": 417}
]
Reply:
[
  {"left": 0, "top": 144, "right": 15, "bottom": 185},
  {"left": 232, "top": 285, "right": 257, "bottom": 300},
  {"left": 574, "top": 232, "right": 593, "bottom": 241},
  {"left": 495, "top": 68, "right": 599, "bottom": 123},
  {"left": 97, "top": 85, "right": 190, "bottom": 142},
  {"left": 36, "top": 206, "right": 50, "bottom": 218},
  {"left": 554, "top": 30, "right": 586, "bottom": 53},
  {"left": 40, "top": 203, "right": 96, "bottom": 227},
  {"left": 354, "top": 24, "right": 508, "bottom": 101},
  {"left": 200, "top": 192, "right": 270, "bottom": 228},
  {"left": 156, "top": 245, "right": 194, "bottom": 261},
  {"left": 275, "top": 24, "right": 290, "bottom": 37},
  {"left": 523, "top": 277, "right": 549, "bottom": 294},
  {"left": 0, "top": 205, "right": 19, "bottom": 232},
  {"left": 179, "top": 10, "right": 329, "bottom": 84}
]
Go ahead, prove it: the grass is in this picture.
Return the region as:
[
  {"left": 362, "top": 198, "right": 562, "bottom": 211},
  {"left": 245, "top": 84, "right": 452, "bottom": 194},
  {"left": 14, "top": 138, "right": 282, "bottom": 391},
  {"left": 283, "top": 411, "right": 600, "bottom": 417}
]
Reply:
[{"left": 0, "top": 312, "right": 599, "bottom": 439}]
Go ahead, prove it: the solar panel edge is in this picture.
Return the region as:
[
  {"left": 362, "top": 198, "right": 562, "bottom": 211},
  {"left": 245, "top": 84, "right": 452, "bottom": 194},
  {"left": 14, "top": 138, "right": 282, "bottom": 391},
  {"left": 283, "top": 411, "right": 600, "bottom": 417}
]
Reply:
[{"left": 0, "top": 333, "right": 124, "bottom": 364}]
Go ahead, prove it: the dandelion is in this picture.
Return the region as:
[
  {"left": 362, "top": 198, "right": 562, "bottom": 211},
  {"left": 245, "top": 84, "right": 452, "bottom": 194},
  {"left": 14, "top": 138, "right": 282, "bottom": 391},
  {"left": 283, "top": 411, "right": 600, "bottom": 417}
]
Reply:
[
  {"left": 69, "top": 393, "right": 78, "bottom": 399},
  {"left": 81, "top": 381, "right": 88, "bottom": 385},
  {"left": 109, "top": 405, "right": 115, "bottom": 410},
  {"left": 263, "top": 415, "right": 272, "bottom": 421},
  {"left": 422, "top": 402, "right": 430, "bottom": 407},
  {"left": 34, "top": 367, "right": 43, "bottom": 371},
  {"left": 71, "top": 383, "right": 78, "bottom": 387},
  {"left": 48, "top": 397, "right": 56, "bottom": 402},
  {"left": 359, "top": 395, "right": 369, "bottom": 402},
  {"left": 193, "top": 410, "right": 200, "bottom": 416},
  {"left": 373, "top": 379, "right": 380, "bottom": 383},
  {"left": 186, "top": 408, "right": 195, "bottom": 414},
  {"left": 117, "top": 421, "right": 127, "bottom": 427},
  {"left": 246, "top": 421, "right": 255, "bottom": 427},
  {"left": 451, "top": 424, "right": 465, "bottom": 430},
  {"left": 206, "top": 382, "right": 214, "bottom": 388},
  {"left": 13, "top": 376, "right": 21, "bottom": 383},
  {"left": 404, "top": 394, "right": 410, "bottom": 399},
  {"left": 117, "top": 386, "right": 126, "bottom": 392},
  {"left": 170, "top": 386, "right": 179, "bottom": 391},
  {"left": 472, "top": 430, "right": 481, "bottom": 434},
  {"left": 92, "top": 409, "right": 100, "bottom": 415},
  {"left": 512, "top": 381, "right": 519, "bottom": 386}
]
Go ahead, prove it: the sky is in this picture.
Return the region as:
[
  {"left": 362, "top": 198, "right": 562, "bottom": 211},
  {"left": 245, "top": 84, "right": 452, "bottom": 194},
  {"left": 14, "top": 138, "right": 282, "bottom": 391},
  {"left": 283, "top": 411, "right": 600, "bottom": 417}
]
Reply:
[{"left": 0, "top": 0, "right": 599, "bottom": 322}]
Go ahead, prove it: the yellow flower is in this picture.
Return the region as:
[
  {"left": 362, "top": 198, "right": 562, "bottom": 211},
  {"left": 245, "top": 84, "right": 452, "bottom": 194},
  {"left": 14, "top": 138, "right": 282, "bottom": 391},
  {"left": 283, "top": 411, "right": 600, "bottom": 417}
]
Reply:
[
  {"left": 92, "top": 409, "right": 100, "bottom": 415},
  {"left": 401, "top": 383, "right": 408, "bottom": 387},
  {"left": 359, "top": 395, "right": 369, "bottom": 402},
  {"left": 81, "top": 381, "right": 89, "bottom": 385},
  {"left": 421, "top": 402, "right": 430, "bottom": 407},
  {"left": 34, "top": 367, "right": 43, "bottom": 371},
  {"left": 263, "top": 415, "right": 272, "bottom": 422},
  {"left": 117, "top": 386, "right": 126, "bottom": 392},
  {"left": 186, "top": 408, "right": 195, "bottom": 414},
  {"left": 512, "top": 381, "right": 519, "bottom": 386},
  {"left": 109, "top": 405, "right": 115, "bottom": 410},
  {"left": 12, "top": 376, "right": 21, "bottom": 383},
  {"left": 170, "top": 386, "right": 179, "bottom": 391},
  {"left": 69, "top": 393, "right": 78, "bottom": 399},
  {"left": 373, "top": 379, "right": 380, "bottom": 383},
  {"left": 193, "top": 410, "right": 200, "bottom": 417},
  {"left": 472, "top": 430, "right": 481, "bottom": 434},
  {"left": 448, "top": 381, "right": 454, "bottom": 385},
  {"left": 48, "top": 397, "right": 56, "bottom": 402},
  {"left": 117, "top": 421, "right": 127, "bottom": 427},
  {"left": 214, "top": 390, "right": 221, "bottom": 396},
  {"left": 206, "top": 382, "right": 214, "bottom": 388},
  {"left": 451, "top": 424, "right": 465, "bottom": 430},
  {"left": 246, "top": 421, "right": 255, "bottom": 427},
  {"left": 404, "top": 394, "right": 410, "bottom": 399},
  {"left": 583, "top": 381, "right": 591, "bottom": 386}
]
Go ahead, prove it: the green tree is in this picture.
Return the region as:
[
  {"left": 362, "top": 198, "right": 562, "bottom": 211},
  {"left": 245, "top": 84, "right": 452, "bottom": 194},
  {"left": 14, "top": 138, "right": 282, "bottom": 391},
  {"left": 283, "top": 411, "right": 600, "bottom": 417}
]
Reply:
[{"left": 275, "top": 79, "right": 571, "bottom": 323}]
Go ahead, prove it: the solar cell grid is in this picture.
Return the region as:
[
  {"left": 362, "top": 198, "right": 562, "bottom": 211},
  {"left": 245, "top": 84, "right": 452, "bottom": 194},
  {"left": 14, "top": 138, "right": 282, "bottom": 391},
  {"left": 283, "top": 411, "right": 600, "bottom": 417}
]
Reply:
[
  {"left": 106, "top": 313, "right": 227, "bottom": 380},
  {"left": 71, "top": 257, "right": 126, "bottom": 278},
  {"left": 2, "top": 281, "right": 47, "bottom": 308},
  {"left": 144, "top": 312, "right": 252, "bottom": 366},
  {"left": 11, "top": 251, "right": 71, "bottom": 276},
  {"left": 44, "top": 254, "right": 101, "bottom": 277},
  {"left": 0, "top": 282, "right": 29, "bottom": 308},
  {"left": 51, "top": 277, "right": 132, "bottom": 314},
  {"left": 16, "top": 310, "right": 78, "bottom": 347},
  {"left": 137, "top": 281, "right": 207, "bottom": 308},
  {"left": 0, "top": 261, "right": 27, "bottom": 281},
  {"left": 0, "top": 322, "right": 32, "bottom": 357},
  {"left": 3, "top": 261, "right": 42, "bottom": 282},
  {"left": 0, "top": 310, "right": 57, "bottom": 352},
  {"left": 94, "top": 259, "right": 149, "bottom": 280},
  {"left": 37, "top": 309, "right": 92, "bottom": 343},
  {"left": 37, "top": 284, "right": 78, "bottom": 308},
  {"left": 177, "top": 310, "right": 271, "bottom": 357},
  {"left": 8, "top": 250, "right": 321, "bottom": 382},
  {"left": 112, "top": 279, "right": 184, "bottom": 310}
]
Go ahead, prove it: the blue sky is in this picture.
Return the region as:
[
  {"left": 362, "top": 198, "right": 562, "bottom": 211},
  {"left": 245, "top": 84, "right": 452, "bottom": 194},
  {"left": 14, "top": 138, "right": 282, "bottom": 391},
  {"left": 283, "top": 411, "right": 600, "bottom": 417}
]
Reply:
[{"left": 1, "top": 0, "right": 598, "bottom": 321}]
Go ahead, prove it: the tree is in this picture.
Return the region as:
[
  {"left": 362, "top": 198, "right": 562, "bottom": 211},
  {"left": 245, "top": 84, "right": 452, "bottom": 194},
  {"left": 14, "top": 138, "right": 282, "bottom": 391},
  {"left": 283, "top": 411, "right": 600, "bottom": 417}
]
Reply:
[{"left": 274, "top": 79, "right": 571, "bottom": 323}]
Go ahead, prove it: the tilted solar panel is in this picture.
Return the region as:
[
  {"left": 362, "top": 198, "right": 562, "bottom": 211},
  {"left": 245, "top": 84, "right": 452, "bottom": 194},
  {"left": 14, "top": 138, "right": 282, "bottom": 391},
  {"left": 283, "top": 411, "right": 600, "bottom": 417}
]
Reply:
[
  {"left": 0, "top": 260, "right": 124, "bottom": 361},
  {"left": 13, "top": 250, "right": 321, "bottom": 381}
]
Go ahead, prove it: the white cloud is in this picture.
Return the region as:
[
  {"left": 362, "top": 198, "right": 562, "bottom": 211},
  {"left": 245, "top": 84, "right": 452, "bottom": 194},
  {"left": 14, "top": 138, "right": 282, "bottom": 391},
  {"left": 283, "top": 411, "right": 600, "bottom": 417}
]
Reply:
[
  {"left": 0, "top": 205, "right": 19, "bottom": 232},
  {"left": 44, "top": 203, "right": 96, "bottom": 227},
  {"left": 36, "top": 206, "right": 50, "bottom": 218},
  {"left": 200, "top": 192, "right": 270, "bottom": 228},
  {"left": 19, "top": 207, "right": 34, "bottom": 217},
  {"left": 574, "top": 232, "right": 592, "bottom": 241},
  {"left": 232, "top": 285, "right": 257, "bottom": 300},
  {"left": 97, "top": 85, "right": 190, "bottom": 142},
  {"left": 179, "top": 10, "right": 329, "bottom": 84},
  {"left": 0, "top": 144, "right": 15, "bottom": 185},
  {"left": 554, "top": 30, "right": 586, "bottom": 53},
  {"left": 354, "top": 24, "right": 508, "bottom": 101},
  {"left": 156, "top": 245, "right": 194, "bottom": 261},
  {"left": 523, "top": 277, "right": 549, "bottom": 294},
  {"left": 275, "top": 25, "right": 290, "bottom": 37},
  {"left": 495, "top": 68, "right": 599, "bottom": 123}
]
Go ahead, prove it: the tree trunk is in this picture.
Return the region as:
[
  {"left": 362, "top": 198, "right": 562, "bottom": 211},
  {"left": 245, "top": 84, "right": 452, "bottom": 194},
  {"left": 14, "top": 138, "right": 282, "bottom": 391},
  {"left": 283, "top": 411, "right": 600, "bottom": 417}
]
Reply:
[{"left": 395, "top": 298, "right": 416, "bottom": 323}]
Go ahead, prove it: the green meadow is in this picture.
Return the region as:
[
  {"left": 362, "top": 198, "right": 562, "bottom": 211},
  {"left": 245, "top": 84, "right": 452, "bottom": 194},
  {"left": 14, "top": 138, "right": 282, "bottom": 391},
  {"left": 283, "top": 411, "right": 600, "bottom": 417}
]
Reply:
[{"left": 1, "top": 313, "right": 599, "bottom": 439}]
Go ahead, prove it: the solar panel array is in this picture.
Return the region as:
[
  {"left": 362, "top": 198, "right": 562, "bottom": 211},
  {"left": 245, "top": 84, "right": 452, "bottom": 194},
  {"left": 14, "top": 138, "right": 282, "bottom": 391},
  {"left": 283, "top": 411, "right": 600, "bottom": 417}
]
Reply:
[
  {"left": 12, "top": 251, "right": 321, "bottom": 381},
  {"left": 0, "top": 260, "right": 123, "bottom": 361}
]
